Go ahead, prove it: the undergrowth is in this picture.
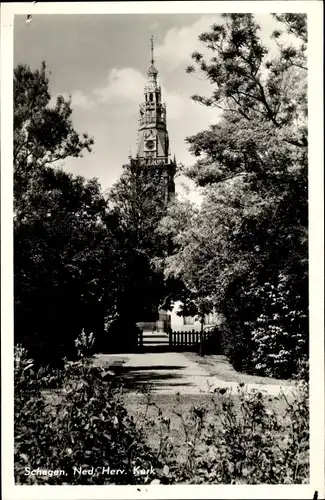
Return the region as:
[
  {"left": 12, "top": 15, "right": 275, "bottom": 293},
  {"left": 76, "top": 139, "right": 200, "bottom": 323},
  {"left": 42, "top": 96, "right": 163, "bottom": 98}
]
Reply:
[{"left": 14, "top": 340, "right": 309, "bottom": 485}]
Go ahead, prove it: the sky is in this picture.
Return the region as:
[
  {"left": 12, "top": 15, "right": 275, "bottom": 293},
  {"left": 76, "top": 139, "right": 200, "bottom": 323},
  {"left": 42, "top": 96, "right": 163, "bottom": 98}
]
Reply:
[{"left": 14, "top": 13, "right": 279, "bottom": 197}]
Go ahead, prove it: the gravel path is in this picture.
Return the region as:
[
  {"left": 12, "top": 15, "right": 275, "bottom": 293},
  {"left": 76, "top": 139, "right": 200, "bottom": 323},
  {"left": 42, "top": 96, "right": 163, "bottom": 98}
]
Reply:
[{"left": 94, "top": 352, "right": 294, "bottom": 396}]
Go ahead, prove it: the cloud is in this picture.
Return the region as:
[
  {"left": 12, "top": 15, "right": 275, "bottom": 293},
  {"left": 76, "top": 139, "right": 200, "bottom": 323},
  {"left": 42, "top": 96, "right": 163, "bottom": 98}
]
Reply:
[
  {"left": 50, "top": 15, "right": 225, "bottom": 115},
  {"left": 70, "top": 90, "right": 95, "bottom": 110},
  {"left": 94, "top": 67, "right": 146, "bottom": 105},
  {"left": 163, "top": 90, "right": 186, "bottom": 120},
  {"left": 149, "top": 21, "right": 160, "bottom": 31},
  {"left": 88, "top": 64, "right": 219, "bottom": 167},
  {"left": 91, "top": 65, "right": 218, "bottom": 128},
  {"left": 155, "top": 15, "right": 220, "bottom": 72},
  {"left": 90, "top": 66, "right": 194, "bottom": 121},
  {"left": 50, "top": 14, "right": 280, "bottom": 120},
  {"left": 155, "top": 14, "right": 282, "bottom": 74},
  {"left": 50, "top": 89, "right": 95, "bottom": 110},
  {"left": 50, "top": 68, "right": 146, "bottom": 114},
  {"left": 162, "top": 86, "right": 220, "bottom": 124},
  {"left": 94, "top": 66, "right": 179, "bottom": 113},
  {"left": 91, "top": 64, "right": 215, "bottom": 121}
]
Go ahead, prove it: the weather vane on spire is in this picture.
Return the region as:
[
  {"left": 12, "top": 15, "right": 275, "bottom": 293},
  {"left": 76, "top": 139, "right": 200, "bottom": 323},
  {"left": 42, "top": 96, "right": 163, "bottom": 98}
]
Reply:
[{"left": 150, "top": 35, "right": 155, "bottom": 65}]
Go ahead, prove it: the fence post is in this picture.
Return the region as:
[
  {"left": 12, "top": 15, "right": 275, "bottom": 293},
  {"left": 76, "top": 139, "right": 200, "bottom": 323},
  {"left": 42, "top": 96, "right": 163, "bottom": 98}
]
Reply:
[
  {"left": 199, "top": 316, "right": 204, "bottom": 356},
  {"left": 169, "top": 329, "right": 173, "bottom": 349}
]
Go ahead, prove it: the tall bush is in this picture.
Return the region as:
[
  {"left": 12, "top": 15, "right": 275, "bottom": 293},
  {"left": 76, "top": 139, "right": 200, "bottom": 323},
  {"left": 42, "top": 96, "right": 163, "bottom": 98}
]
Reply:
[
  {"left": 221, "top": 271, "right": 308, "bottom": 378},
  {"left": 14, "top": 346, "right": 160, "bottom": 485}
]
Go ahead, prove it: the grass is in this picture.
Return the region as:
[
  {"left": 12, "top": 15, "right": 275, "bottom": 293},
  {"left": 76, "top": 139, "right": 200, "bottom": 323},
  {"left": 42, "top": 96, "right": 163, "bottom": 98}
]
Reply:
[
  {"left": 184, "top": 352, "right": 293, "bottom": 386},
  {"left": 123, "top": 392, "right": 217, "bottom": 460},
  {"left": 40, "top": 355, "right": 300, "bottom": 476},
  {"left": 42, "top": 384, "right": 294, "bottom": 465},
  {"left": 121, "top": 389, "right": 290, "bottom": 462},
  {"left": 42, "top": 352, "right": 295, "bottom": 462}
]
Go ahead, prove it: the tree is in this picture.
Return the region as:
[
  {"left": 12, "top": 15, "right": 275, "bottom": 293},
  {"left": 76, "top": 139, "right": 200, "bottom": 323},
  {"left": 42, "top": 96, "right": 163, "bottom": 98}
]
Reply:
[
  {"left": 156, "top": 197, "right": 215, "bottom": 321},
  {"left": 159, "top": 14, "right": 308, "bottom": 377},
  {"left": 108, "top": 161, "right": 171, "bottom": 258},
  {"left": 14, "top": 61, "right": 94, "bottom": 218},
  {"left": 14, "top": 62, "right": 118, "bottom": 365},
  {"left": 107, "top": 160, "right": 179, "bottom": 322},
  {"left": 14, "top": 167, "right": 123, "bottom": 364}
]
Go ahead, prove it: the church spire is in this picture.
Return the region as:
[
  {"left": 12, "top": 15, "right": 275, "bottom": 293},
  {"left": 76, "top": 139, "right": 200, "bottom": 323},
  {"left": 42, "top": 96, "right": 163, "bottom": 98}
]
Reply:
[
  {"left": 133, "top": 35, "right": 176, "bottom": 178},
  {"left": 147, "top": 35, "right": 158, "bottom": 82},
  {"left": 129, "top": 36, "right": 176, "bottom": 201},
  {"left": 150, "top": 35, "right": 155, "bottom": 65}
]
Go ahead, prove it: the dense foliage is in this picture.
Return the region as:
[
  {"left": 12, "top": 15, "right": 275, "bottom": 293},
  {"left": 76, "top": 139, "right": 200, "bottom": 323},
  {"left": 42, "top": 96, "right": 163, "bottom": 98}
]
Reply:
[
  {"left": 15, "top": 345, "right": 309, "bottom": 485},
  {"left": 157, "top": 383, "right": 309, "bottom": 484},
  {"left": 109, "top": 161, "right": 173, "bottom": 258},
  {"left": 14, "top": 62, "right": 94, "bottom": 219},
  {"left": 14, "top": 15, "right": 308, "bottom": 373},
  {"left": 14, "top": 168, "right": 122, "bottom": 364},
  {"left": 14, "top": 61, "right": 181, "bottom": 363},
  {"left": 13, "top": 18, "right": 310, "bottom": 488},
  {"left": 13, "top": 63, "right": 148, "bottom": 363},
  {"left": 14, "top": 345, "right": 160, "bottom": 485},
  {"left": 107, "top": 160, "right": 180, "bottom": 320},
  {"left": 158, "top": 14, "right": 308, "bottom": 378}
]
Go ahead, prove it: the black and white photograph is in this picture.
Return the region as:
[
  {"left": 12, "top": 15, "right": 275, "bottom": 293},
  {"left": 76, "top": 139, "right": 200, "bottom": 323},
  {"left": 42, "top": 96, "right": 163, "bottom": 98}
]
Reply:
[{"left": 1, "top": 1, "right": 324, "bottom": 498}]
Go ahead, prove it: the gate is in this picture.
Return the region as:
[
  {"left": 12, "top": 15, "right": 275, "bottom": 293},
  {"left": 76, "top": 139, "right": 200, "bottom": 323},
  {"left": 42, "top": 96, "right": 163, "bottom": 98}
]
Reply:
[
  {"left": 137, "top": 328, "right": 216, "bottom": 354},
  {"left": 169, "top": 330, "right": 213, "bottom": 351}
]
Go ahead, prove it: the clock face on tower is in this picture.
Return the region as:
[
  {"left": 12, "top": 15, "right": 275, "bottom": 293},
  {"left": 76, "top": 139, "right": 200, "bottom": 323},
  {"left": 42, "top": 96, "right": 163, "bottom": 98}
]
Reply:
[{"left": 146, "top": 140, "right": 155, "bottom": 150}]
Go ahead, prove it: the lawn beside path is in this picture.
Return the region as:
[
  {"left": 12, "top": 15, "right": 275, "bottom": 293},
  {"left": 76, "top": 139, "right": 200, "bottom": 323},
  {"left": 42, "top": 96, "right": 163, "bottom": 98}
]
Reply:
[
  {"left": 183, "top": 352, "right": 293, "bottom": 386},
  {"left": 121, "top": 388, "right": 293, "bottom": 463},
  {"left": 98, "top": 352, "right": 296, "bottom": 466},
  {"left": 93, "top": 351, "right": 296, "bottom": 459}
]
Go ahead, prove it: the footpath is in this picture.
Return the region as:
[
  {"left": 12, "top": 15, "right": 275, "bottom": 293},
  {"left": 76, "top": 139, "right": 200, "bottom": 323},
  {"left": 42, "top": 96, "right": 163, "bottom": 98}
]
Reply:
[{"left": 94, "top": 352, "right": 294, "bottom": 396}]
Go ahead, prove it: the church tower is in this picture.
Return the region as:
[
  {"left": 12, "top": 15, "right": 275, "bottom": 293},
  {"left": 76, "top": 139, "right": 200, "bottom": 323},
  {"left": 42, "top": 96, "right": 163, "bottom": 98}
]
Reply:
[{"left": 130, "top": 36, "right": 176, "bottom": 203}]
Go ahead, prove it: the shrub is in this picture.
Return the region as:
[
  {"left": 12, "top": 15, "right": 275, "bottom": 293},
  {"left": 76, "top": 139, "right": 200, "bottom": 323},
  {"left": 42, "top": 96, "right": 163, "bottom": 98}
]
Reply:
[
  {"left": 154, "top": 384, "right": 309, "bottom": 484},
  {"left": 14, "top": 346, "right": 309, "bottom": 486},
  {"left": 219, "top": 320, "right": 255, "bottom": 373},
  {"left": 74, "top": 329, "right": 95, "bottom": 358},
  {"left": 15, "top": 345, "right": 50, "bottom": 482},
  {"left": 222, "top": 272, "right": 308, "bottom": 379},
  {"left": 96, "top": 318, "right": 140, "bottom": 353},
  {"left": 201, "top": 328, "right": 222, "bottom": 355},
  {"left": 250, "top": 274, "right": 308, "bottom": 379},
  {"left": 14, "top": 346, "right": 161, "bottom": 485}
]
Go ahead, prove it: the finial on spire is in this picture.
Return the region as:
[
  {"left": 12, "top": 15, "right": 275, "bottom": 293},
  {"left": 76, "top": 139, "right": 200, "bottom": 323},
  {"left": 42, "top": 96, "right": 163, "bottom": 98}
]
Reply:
[
  {"left": 148, "top": 35, "right": 158, "bottom": 79},
  {"left": 150, "top": 35, "right": 155, "bottom": 65}
]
